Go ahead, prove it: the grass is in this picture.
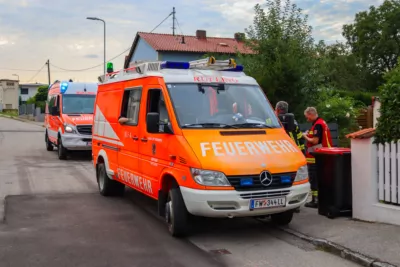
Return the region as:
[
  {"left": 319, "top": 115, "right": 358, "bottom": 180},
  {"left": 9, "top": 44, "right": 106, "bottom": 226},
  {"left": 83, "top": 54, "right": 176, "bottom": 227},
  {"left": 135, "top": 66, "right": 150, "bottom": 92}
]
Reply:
[{"left": 0, "top": 110, "right": 18, "bottom": 117}]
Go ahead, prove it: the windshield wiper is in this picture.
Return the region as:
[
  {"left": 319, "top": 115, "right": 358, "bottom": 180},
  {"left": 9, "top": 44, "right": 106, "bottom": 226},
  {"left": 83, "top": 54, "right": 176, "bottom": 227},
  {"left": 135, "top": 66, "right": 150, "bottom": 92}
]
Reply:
[
  {"left": 232, "top": 123, "right": 277, "bottom": 128},
  {"left": 182, "top": 123, "right": 238, "bottom": 129}
]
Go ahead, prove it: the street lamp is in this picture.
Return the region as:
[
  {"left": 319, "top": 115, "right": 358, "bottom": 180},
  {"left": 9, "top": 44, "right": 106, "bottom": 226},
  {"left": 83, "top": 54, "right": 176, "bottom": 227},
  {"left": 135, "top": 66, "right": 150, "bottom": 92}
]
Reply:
[
  {"left": 12, "top": 74, "right": 19, "bottom": 81},
  {"left": 86, "top": 17, "right": 106, "bottom": 76}
]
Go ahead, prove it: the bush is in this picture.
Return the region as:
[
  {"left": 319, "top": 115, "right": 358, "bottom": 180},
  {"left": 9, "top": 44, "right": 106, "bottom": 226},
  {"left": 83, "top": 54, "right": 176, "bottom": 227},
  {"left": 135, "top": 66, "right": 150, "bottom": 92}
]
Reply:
[
  {"left": 315, "top": 88, "right": 365, "bottom": 147},
  {"left": 335, "top": 90, "right": 376, "bottom": 107},
  {"left": 374, "top": 61, "right": 400, "bottom": 144}
]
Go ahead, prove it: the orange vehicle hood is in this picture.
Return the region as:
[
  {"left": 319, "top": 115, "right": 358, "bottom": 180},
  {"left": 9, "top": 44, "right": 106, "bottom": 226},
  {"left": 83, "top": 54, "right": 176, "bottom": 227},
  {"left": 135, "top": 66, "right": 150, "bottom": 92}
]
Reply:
[
  {"left": 61, "top": 114, "right": 94, "bottom": 126},
  {"left": 182, "top": 129, "right": 306, "bottom": 175}
]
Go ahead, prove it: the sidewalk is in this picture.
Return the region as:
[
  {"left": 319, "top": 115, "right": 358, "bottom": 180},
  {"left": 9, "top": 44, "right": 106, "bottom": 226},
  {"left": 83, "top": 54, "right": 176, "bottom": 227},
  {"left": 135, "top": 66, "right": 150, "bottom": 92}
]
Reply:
[
  {"left": 280, "top": 206, "right": 400, "bottom": 266},
  {"left": 0, "top": 114, "right": 44, "bottom": 127}
]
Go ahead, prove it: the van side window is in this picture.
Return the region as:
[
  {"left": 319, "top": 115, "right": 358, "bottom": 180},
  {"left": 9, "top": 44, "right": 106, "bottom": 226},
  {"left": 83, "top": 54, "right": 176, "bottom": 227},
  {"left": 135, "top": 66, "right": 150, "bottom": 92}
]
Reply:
[
  {"left": 46, "top": 95, "right": 56, "bottom": 114},
  {"left": 120, "top": 88, "right": 142, "bottom": 125},
  {"left": 147, "top": 89, "right": 171, "bottom": 133},
  {"left": 56, "top": 96, "right": 61, "bottom": 112}
]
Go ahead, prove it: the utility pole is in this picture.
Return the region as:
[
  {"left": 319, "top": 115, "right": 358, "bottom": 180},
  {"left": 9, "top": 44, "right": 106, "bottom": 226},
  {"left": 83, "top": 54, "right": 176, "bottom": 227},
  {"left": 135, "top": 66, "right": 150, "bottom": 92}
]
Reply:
[
  {"left": 172, "top": 7, "right": 176, "bottom": 36},
  {"left": 46, "top": 59, "right": 51, "bottom": 85}
]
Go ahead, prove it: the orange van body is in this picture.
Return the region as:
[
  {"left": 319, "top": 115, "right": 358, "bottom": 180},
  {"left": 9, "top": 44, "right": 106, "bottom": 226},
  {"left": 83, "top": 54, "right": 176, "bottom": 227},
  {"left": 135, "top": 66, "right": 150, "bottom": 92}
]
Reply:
[
  {"left": 45, "top": 80, "right": 98, "bottom": 159},
  {"left": 92, "top": 60, "right": 310, "bottom": 236}
]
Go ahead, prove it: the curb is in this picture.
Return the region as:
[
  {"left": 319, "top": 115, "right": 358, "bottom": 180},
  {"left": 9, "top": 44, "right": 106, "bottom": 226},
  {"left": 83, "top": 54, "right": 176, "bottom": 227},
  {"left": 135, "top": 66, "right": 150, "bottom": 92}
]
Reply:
[
  {"left": 279, "top": 227, "right": 397, "bottom": 267},
  {"left": 0, "top": 114, "right": 44, "bottom": 127}
]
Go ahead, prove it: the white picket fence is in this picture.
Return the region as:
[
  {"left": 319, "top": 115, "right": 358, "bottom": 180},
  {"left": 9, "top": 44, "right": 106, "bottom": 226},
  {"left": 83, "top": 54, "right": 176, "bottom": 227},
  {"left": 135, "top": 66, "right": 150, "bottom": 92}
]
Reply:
[{"left": 377, "top": 142, "right": 400, "bottom": 205}]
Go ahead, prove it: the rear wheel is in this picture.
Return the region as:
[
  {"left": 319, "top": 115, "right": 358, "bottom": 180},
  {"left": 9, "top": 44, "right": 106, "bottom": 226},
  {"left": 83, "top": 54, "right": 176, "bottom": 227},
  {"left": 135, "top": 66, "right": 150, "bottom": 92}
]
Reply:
[
  {"left": 271, "top": 210, "right": 294, "bottom": 226},
  {"left": 165, "top": 186, "right": 189, "bottom": 237},
  {"left": 45, "top": 133, "right": 53, "bottom": 151},
  {"left": 97, "top": 163, "right": 125, "bottom": 197}
]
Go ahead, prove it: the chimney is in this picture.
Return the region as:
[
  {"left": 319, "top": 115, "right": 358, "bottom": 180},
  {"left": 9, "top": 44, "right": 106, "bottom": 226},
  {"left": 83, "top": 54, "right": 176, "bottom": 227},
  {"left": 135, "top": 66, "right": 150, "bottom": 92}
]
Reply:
[
  {"left": 196, "top": 30, "right": 207, "bottom": 39},
  {"left": 234, "top": 32, "right": 245, "bottom": 42}
]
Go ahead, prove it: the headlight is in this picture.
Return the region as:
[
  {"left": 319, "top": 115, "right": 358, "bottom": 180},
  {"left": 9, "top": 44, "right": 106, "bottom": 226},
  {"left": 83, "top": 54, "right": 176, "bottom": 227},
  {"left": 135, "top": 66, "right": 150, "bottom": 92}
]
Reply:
[
  {"left": 190, "top": 168, "right": 231, "bottom": 186},
  {"left": 64, "top": 125, "right": 75, "bottom": 133},
  {"left": 295, "top": 165, "right": 309, "bottom": 182}
]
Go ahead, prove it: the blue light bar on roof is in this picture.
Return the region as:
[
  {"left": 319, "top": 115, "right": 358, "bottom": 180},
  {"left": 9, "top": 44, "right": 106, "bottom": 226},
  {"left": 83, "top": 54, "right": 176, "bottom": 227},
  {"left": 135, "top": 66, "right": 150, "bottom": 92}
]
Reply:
[
  {"left": 160, "top": 61, "right": 190, "bottom": 69},
  {"left": 223, "top": 65, "right": 244, "bottom": 72},
  {"left": 60, "top": 82, "right": 69, "bottom": 94}
]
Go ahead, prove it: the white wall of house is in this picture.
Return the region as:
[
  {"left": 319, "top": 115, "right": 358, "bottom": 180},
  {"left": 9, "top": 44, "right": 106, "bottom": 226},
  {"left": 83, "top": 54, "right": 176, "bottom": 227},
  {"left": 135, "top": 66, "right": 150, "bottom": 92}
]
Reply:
[
  {"left": 19, "top": 83, "right": 46, "bottom": 102},
  {"left": 373, "top": 98, "right": 381, "bottom": 128},
  {"left": 0, "top": 79, "right": 19, "bottom": 109}
]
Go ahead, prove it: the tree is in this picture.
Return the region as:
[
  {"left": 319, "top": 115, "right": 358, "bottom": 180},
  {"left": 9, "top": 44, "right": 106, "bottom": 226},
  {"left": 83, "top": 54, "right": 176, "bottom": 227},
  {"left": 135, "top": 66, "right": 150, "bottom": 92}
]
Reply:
[
  {"left": 315, "top": 41, "right": 368, "bottom": 91},
  {"left": 241, "top": 0, "right": 318, "bottom": 116},
  {"left": 343, "top": 0, "right": 400, "bottom": 90},
  {"left": 35, "top": 85, "right": 49, "bottom": 102},
  {"left": 374, "top": 57, "right": 400, "bottom": 144}
]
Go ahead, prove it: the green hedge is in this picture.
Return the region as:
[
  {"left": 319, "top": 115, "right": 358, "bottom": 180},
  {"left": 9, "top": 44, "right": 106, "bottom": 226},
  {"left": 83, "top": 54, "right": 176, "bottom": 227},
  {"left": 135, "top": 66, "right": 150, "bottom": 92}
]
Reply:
[
  {"left": 374, "top": 61, "right": 400, "bottom": 144},
  {"left": 335, "top": 90, "right": 376, "bottom": 107}
]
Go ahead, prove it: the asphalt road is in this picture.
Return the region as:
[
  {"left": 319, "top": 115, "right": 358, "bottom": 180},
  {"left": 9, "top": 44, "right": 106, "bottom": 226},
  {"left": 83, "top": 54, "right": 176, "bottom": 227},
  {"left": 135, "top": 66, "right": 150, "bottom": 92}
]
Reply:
[{"left": 0, "top": 117, "right": 358, "bottom": 267}]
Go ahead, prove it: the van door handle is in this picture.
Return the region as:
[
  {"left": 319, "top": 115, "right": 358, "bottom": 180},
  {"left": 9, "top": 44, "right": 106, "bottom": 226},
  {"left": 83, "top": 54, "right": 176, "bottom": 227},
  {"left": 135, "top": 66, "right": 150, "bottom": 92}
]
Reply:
[
  {"left": 132, "top": 136, "right": 138, "bottom": 141},
  {"left": 141, "top": 137, "right": 148, "bottom": 142}
]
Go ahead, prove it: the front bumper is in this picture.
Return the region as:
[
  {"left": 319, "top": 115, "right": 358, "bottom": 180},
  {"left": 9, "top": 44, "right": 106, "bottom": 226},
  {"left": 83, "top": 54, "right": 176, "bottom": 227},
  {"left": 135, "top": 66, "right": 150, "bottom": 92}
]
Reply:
[
  {"left": 180, "top": 182, "right": 310, "bottom": 218},
  {"left": 61, "top": 133, "right": 92, "bottom": 151}
]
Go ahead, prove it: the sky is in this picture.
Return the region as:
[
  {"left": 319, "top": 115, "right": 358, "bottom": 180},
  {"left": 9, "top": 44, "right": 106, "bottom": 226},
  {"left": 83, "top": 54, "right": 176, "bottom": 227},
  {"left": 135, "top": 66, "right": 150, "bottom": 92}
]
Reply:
[{"left": 0, "top": 0, "right": 383, "bottom": 83}]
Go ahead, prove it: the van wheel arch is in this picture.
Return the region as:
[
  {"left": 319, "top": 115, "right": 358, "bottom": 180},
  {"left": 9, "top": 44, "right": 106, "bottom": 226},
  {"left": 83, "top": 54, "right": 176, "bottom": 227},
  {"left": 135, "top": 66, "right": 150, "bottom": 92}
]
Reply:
[{"left": 158, "top": 174, "right": 177, "bottom": 217}]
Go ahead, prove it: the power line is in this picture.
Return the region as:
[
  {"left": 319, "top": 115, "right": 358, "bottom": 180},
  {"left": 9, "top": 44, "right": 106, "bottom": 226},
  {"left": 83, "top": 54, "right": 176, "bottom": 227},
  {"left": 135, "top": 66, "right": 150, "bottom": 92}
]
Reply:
[
  {"left": 50, "top": 11, "right": 173, "bottom": 73},
  {"left": 26, "top": 63, "right": 46, "bottom": 83},
  {"left": 0, "top": 67, "right": 42, "bottom": 72}
]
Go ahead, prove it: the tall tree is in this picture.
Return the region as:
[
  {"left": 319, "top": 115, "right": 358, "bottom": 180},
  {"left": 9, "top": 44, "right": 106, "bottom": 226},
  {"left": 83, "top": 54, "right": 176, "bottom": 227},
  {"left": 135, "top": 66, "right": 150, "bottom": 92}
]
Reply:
[
  {"left": 315, "top": 41, "right": 367, "bottom": 91},
  {"left": 241, "top": 0, "right": 318, "bottom": 115},
  {"left": 343, "top": 0, "right": 400, "bottom": 90}
]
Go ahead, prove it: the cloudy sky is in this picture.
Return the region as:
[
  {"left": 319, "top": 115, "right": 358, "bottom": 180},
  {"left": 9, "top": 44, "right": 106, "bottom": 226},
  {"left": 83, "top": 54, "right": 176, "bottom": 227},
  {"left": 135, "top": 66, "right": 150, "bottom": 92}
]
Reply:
[{"left": 0, "top": 0, "right": 383, "bottom": 83}]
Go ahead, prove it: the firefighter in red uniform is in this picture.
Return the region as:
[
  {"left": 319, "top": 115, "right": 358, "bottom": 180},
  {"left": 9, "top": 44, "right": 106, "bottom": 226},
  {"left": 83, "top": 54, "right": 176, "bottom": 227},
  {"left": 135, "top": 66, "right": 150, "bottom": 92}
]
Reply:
[{"left": 302, "top": 107, "right": 333, "bottom": 208}]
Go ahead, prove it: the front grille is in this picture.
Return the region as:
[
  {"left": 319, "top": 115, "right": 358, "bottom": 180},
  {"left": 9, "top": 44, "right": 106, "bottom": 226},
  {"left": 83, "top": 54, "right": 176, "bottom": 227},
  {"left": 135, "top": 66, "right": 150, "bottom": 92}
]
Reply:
[
  {"left": 76, "top": 125, "right": 92, "bottom": 135},
  {"left": 240, "top": 190, "right": 290, "bottom": 199},
  {"left": 226, "top": 172, "right": 296, "bottom": 191}
]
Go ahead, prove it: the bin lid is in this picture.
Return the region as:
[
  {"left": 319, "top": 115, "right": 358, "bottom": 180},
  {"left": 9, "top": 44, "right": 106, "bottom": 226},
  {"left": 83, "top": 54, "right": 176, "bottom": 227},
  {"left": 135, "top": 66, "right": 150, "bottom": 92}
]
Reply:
[{"left": 314, "top": 147, "right": 351, "bottom": 155}]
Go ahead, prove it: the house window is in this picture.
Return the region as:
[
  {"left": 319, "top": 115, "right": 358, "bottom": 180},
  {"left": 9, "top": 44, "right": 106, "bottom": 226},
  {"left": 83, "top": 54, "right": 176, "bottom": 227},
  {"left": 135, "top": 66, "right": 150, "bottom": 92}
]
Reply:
[
  {"left": 6, "top": 82, "right": 14, "bottom": 86},
  {"left": 20, "top": 88, "right": 29, "bottom": 95}
]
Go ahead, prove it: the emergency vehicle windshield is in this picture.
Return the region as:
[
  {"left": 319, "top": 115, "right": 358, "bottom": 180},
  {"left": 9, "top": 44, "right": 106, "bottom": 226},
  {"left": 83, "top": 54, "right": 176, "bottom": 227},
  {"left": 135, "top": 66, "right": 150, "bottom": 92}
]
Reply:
[
  {"left": 62, "top": 95, "right": 96, "bottom": 114},
  {"left": 167, "top": 83, "right": 281, "bottom": 129}
]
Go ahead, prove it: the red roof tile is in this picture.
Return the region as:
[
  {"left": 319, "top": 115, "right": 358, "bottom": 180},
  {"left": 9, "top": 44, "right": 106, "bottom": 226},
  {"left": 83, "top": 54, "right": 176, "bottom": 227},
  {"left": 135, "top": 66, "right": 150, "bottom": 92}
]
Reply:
[
  {"left": 346, "top": 128, "right": 376, "bottom": 139},
  {"left": 138, "top": 32, "right": 254, "bottom": 54}
]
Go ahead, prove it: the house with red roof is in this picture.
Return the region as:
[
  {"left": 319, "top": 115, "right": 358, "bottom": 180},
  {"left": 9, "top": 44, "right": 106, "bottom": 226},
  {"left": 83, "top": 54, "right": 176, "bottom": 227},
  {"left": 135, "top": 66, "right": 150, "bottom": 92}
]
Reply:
[{"left": 123, "top": 30, "right": 254, "bottom": 68}]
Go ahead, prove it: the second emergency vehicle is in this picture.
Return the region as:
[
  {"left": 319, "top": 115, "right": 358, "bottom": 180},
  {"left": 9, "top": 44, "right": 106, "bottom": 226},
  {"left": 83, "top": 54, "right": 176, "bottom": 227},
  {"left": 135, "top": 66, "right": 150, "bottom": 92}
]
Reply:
[
  {"left": 45, "top": 80, "right": 98, "bottom": 160},
  {"left": 92, "top": 58, "right": 310, "bottom": 237}
]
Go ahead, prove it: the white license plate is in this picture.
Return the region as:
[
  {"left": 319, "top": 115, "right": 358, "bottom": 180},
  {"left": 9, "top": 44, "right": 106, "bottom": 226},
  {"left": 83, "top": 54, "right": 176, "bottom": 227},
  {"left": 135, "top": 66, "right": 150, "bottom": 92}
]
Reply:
[
  {"left": 87, "top": 142, "right": 92, "bottom": 146},
  {"left": 250, "top": 197, "right": 286, "bottom": 210}
]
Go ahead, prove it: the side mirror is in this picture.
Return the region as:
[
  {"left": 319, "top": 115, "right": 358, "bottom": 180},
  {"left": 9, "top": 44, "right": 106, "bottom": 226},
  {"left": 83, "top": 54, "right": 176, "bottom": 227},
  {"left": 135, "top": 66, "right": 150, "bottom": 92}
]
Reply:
[
  {"left": 278, "top": 113, "right": 295, "bottom": 132},
  {"left": 51, "top": 106, "right": 59, "bottom": 116},
  {"left": 146, "top": 112, "right": 160, "bottom": 133}
]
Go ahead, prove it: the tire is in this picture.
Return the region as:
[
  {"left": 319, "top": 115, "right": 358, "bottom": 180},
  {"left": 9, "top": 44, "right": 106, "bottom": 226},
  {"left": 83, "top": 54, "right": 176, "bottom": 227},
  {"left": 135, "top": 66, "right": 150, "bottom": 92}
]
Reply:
[
  {"left": 57, "top": 137, "right": 68, "bottom": 160},
  {"left": 97, "top": 163, "right": 125, "bottom": 197},
  {"left": 165, "top": 187, "right": 189, "bottom": 237},
  {"left": 271, "top": 210, "right": 294, "bottom": 226},
  {"left": 45, "top": 133, "right": 53, "bottom": 151}
]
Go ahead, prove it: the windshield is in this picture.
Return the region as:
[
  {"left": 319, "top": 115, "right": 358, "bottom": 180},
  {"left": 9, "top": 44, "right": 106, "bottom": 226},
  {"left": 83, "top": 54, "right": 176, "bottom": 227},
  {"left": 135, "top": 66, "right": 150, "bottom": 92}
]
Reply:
[
  {"left": 62, "top": 95, "right": 96, "bottom": 114},
  {"left": 166, "top": 83, "right": 281, "bottom": 129}
]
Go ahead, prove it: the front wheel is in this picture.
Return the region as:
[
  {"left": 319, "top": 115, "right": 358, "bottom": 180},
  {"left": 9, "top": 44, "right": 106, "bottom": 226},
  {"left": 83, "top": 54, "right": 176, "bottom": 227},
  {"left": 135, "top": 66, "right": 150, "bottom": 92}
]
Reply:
[
  {"left": 165, "top": 187, "right": 189, "bottom": 237},
  {"left": 57, "top": 137, "right": 67, "bottom": 160},
  {"left": 271, "top": 210, "right": 294, "bottom": 226},
  {"left": 45, "top": 133, "right": 53, "bottom": 151}
]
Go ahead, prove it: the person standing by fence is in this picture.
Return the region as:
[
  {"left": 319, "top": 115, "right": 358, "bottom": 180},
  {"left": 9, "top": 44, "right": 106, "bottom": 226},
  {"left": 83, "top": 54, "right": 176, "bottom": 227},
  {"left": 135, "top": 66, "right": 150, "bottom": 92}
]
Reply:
[{"left": 303, "top": 107, "right": 333, "bottom": 208}]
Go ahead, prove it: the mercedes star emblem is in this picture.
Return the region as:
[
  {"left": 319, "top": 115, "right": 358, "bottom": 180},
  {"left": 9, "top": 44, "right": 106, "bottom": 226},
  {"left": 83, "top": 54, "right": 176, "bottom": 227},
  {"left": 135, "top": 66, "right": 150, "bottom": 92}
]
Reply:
[{"left": 260, "top": 171, "right": 273, "bottom": 186}]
